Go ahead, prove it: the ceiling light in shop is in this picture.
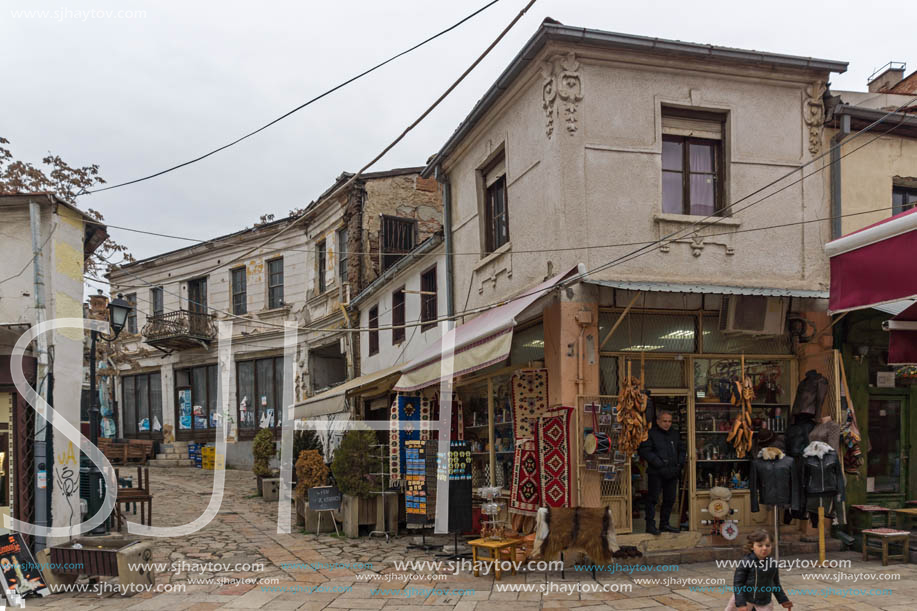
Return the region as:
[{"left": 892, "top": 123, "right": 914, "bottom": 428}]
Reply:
[
  {"left": 660, "top": 330, "right": 695, "bottom": 339},
  {"left": 621, "top": 345, "right": 665, "bottom": 351}
]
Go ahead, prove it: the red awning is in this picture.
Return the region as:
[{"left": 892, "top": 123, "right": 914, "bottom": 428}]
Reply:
[
  {"left": 889, "top": 303, "right": 917, "bottom": 365},
  {"left": 825, "top": 207, "right": 917, "bottom": 313}
]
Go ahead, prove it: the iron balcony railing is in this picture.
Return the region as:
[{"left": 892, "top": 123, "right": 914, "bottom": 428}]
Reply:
[{"left": 142, "top": 309, "right": 216, "bottom": 345}]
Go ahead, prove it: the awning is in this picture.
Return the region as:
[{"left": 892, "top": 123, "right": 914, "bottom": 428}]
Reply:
[
  {"left": 889, "top": 303, "right": 917, "bottom": 365},
  {"left": 392, "top": 267, "right": 576, "bottom": 392},
  {"left": 294, "top": 364, "right": 403, "bottom": 419},
  {"left": 826, "top": 207, "right": 917, "bottom": 313},
  {"left": 585, "top": 279, "right": 828, "bottom": 299}
]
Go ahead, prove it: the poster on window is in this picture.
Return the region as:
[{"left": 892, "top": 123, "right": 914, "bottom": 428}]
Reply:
[
  {"left": 239, "top": 396, "right": 253, "bottom": 427},
  {"left": 0, "top": 532, "right": 49, "bottom": 605},
  {"left": 178, "top": 388, "right": 192, "bottom": 430},
  {"left": 193, "top": 404, "right": 207, "bottom": 430}
]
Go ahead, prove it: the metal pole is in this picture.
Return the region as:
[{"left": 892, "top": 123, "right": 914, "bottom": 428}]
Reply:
[{"left": 88, "top": 330, "right": 107, "bottom": 535}]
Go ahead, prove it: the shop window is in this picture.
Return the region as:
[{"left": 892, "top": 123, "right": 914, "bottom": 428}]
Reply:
[
  {"left": 268, "top": 258, "right": 284, "bottom": 308},
  {"left": 622, "top": 357, "right": 686, "bottom": 388},
  {"left": 150, "top": 287, "right": 164, "bottom": 316},
  {"left": 231, "top": 267, "right": 247, "bottom": 315},
  {"left": 867, "top": 398, "right": 903, "bottom": 493},
  {"left": 125, "top": 293, "right": 137, "bottom": 333},
  {"left": 482, "top": 152, "right": 509, "bottom": 254},
  {"left": 661, "top": 108, "right": 725, "bottom": 217},
  {"left": 701, "top": 315, "right": 791, "bottom": 354},
  {"left": 381, "top": 216, "right": 416, "bottom": 270},
  {"left": 420, "top": 266, "right": 437, "bottom": 332},
  {"left": 509, "top": 323, "right": 544, "bottom": 363},
  {"left": 368, "top": 305, "right": 379, "bottom": 355},
  {"left": 121, "top": 372, "right": 162, "bottom": 437},
  {"left": 176, "top": 364, "right": 218, "bottom": 435},
  {"left": 893, "top": 185, "right": 917, "bottom": 214},
  {"left": 599, "top": 312, "right": 697, "bottom": 353},
  {"left": 599, "top": 357, "right": 618, "bottom": 395},
  {"left": 236, "top": 357, "right": 283, "bottom": 435},
  {"left": 694, "top": 358, "right": 791, "bottom": 405},
  {"left": 392, "top": 289, "right": 405, "bottom": 345}
]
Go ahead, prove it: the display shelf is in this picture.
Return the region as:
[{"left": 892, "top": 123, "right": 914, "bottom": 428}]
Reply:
[
  {"left": 465, "top": 423, "right": 512, "bottom": 430},
  {"left": 697, "top": 459, "right": 750, "bottom": 463},
  {"left": 473, "top": 451, "right": 514, "bottom": 456}
]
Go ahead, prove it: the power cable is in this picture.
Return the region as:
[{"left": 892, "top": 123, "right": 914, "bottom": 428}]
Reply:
[{"left": 78, "top": 0, "right": 504, "bottom": 196}]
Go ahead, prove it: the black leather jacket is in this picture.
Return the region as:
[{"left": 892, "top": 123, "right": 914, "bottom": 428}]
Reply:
[
  {"left": 638, "top": 426, "right": 685, "bottom": 479},
  {"left": 750, "top": 453, "right": 800, "bottom": 513},
  {"left": 733, "top": 554, "right": 790, "bottom": 607},
  {"left": 786, "top": 419, "right": 815, "bottom": 457},
  {"left": 802, "top": 442, "right": 846, "bottom": 498}
]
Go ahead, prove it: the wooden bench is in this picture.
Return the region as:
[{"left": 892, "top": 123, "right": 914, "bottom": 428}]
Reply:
[
  {"left": 862, "top": 528, "right": 910, "bottom": 566},
  {"left": 99, "top": 438, "right": 128, "bottom": 465},
  {"left": 126, "top": 440, "right": 154, "bottom": 464}
]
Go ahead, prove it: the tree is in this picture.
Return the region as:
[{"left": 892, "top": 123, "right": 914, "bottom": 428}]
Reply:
[{"left": 0, "top": 136, "right": 132, "bottom": 276}]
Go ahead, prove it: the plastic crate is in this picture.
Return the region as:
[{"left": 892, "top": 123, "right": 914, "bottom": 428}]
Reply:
[{"left": 201, "top": 447, "right": 215, "bottom": 459}]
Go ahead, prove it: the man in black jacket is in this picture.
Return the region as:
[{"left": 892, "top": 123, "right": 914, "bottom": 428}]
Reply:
[{"left": 638, "top": 410, "right": 685, "bottom": 535}]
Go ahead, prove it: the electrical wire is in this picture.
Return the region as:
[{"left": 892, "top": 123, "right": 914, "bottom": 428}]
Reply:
[
  {"left": 78, "top": 0, "right": 504, "bottom": 196},
  {"left": 0, "top": 224, "right": 57, "bottom": 286}
]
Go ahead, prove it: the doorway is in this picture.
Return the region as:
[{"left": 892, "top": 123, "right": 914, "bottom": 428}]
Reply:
[{"left": 867, "top": 395, "right": 907, "bottom": 504}]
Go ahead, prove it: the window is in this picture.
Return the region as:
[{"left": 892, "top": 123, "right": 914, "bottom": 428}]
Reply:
[
  {"left": 150, "top": 287, "right": 164, "bottom": 316},
  {"left": 661, "top": 109, "right": 724, "bottom": 216},
  {"left": 236, "top": 357, "right": 284, "bottom": 435},
  {"left": 125, "top": 293, "right": 137, "bottom": 333},
  {"left": 482, "top": 152, "right": 509, "bottom": 254},
  {"left": 421, "top": 266, "right": 437, "bottom": 332},
  {"left": 268, "top": 258, "right": 284, "bottom": 308},
  {"left": 368, "top": 305, "right": 379, "bottom": 355},
  {"left": 175, "top": 365, "right": 218, "bottom": 434},
  {"left": 121, "top": 372, "right": 162, "bottom": 437},
  {"left": 893, "top": 185, "right": 917, "bottom": 214},
  {"left": 317, "top": 241, "right": 327, "bottom": 294},
  {"left": 338, "top": 228, "right": 349, "bottom": 284},
  {"left": 231, "top": 267, "right": 247, "bottom": 315},
  {"left": 392, "top": 288, "right": 405, "bottom": 345},
  {"left": 381, "top": 216, "right": 416, "bottom": 270}
]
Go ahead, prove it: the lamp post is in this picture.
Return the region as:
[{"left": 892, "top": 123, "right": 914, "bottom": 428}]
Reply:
[{"left": 87, "top": 293, "right": 132, "bottom": 535}]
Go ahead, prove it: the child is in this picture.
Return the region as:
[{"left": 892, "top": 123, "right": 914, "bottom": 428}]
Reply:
[{"left": 725, "top": 529, "right": 792, "bottom": 611}]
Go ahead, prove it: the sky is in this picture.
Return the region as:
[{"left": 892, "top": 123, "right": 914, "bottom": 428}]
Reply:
[{"left": 3, "top": 0, "right": 916, "bottom": 289}]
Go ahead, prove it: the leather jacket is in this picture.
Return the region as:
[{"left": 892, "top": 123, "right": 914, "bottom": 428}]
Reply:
[
  {"left": 733, "top": 554, "right": 790, "bottom": 607},
  {"left": 750, "top": 449, "right": 800, "bottom": 513},
  {"left": 802, "top": 441, "right": 846, "bottom": 498},
  {"left": 638, "top": 426, "right": 685, "bottom": 479},
  {"left": 793, "top": 370, "right": 828, "bottom": 417},
  {"left": 785, "top": 418, "right": 815, "bottom": 457}
]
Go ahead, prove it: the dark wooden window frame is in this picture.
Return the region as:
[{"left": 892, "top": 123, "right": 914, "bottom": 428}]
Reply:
[
  {"left": 174, "top": 364, "right": 218, "bottom": 442},
  {"left": 368, "top": 305, "right": 380, "bottom": 356},
  {"left": 125, "top": 292, "right": 138, "bottom": 334},
  {"left": 231, "top": 267, "right": 247, "bottom": 315},
  {"left": 661, "top": 133, "right": 724, "bottom": 217},
  {"left": 122, "top": 371, "right": 163, "bottom": 440},
  {"left": 484, "top": 175, "right": 509, "bottom": 254},
  {"left": 235, "top": 356, "right": 284, "bottom": 440},
  {"left": 381, "top": 215, "right": 417, "bottom": 271},
  {"left": 420, "top": 266, "right": 437, "bottom": 333},
  {"left": 267, "top": 257, "right": 284, "bottom": 309},
  {"left": 392, "top": 287, "right": 405, "bottom": 345},
  {"left": 337, "top": 228, "right": 348, "bottom": 284},
  {"left": 317, "top": 241, "right": 327, "bottom": 294}
]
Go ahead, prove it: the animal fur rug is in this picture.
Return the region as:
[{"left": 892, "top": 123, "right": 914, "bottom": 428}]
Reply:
[{"left": 531, "top": 506, "right": 619, "bottom": 564}]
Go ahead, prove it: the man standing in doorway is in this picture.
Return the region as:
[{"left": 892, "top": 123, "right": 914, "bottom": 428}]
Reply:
[{"left": 638, "top": 410, "right": 685, "bottom": 535}]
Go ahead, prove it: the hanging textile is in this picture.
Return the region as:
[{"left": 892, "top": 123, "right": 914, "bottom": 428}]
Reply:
[
  {"left": 511, "top": 369, "right": 549, "bottom": 442},
  {"left": 430, "top": 393, "right": 464, "bottom": 441},
  {"left": 419, "top": 394, "right": 433, "bottom": 442},
  {"left": 537, "top": 406, "right": 574, "bottom": 508},
  {"left": 389, "top": 394, "right": 421, "bottom": 483},
  {"left": 447, "top": 440, "right": 473, "bottom": 532},
  {"left": 424, "top": 440, "right": 439, "bottom": 522},
  {"left": 404, "top": 440, "right": 427, "bottom": 526},
  {"left": 509, "top": 439, "right": 541, "bottom": 516}
]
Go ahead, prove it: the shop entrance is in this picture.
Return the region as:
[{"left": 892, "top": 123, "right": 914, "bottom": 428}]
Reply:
[
  {"left": 866, "top": 394, "right": 908, "bottom": 504},
  {"left": 632, "top": 394, "right": 689, "bottom": 534}
]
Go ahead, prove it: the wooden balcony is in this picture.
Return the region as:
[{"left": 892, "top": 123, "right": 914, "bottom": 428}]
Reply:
[{"left": 142, "top": 309, "right": 216, "bottom": 351}]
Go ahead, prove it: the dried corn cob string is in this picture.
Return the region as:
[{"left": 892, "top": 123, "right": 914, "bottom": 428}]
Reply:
[
  {"left": 616, "top": 360, "right": 650, "bottom": 457},
  {"left": 728, "top": 355, "right": 756, "bottom": 458}
]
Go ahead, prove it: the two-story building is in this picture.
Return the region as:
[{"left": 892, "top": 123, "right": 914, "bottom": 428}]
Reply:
[
  {"left": 107, "top": 167, "right": 441, "bottom": 466},
  {"left": 385, "top": 20, "right": 851, "bottom": 539},
  {"left": 0, "top": 192, "right": 107, "bottom": 546},
  {"left": 821, "top": 64, "right": 917, "bottom": 510}
]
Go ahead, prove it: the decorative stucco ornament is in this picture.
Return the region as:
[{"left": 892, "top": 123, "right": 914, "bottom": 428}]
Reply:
[
  {"left": 803, "top": 81, "right": 827, "bottom": 155},
  {"left": 542, "top": 52, "right": 583, "bottom": 138}
]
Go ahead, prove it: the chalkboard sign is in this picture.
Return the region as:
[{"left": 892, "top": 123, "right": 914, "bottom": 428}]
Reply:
[{"left": 308, "top": 486, "right": 342, "bottom": 511}]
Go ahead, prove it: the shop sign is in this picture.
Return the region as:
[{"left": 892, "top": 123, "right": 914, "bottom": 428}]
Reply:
[{"left": 307, "top": 486, "right": 342, "bottom": 511}]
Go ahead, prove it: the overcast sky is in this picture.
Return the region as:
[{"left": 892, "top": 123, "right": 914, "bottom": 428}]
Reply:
[{"left": 3, "top": 0, "right": 915, "bottom": 285}]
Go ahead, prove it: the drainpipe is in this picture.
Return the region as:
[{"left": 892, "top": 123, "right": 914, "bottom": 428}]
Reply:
[
  {"left": 435, "top": 167, "right": 455, "bottom": 318},
  {"left": 29, "top": 200, "right": 50, "bottom": 550},
  {"left": 830, "top": 113, "right": 851, "bottom": 239}
]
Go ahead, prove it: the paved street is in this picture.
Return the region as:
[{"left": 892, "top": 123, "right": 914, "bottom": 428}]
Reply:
[{"left": 23, "top": 468, "right": 917, "bottom": 610}]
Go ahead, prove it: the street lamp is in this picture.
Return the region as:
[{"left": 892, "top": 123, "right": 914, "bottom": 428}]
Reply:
[{"left": 87, "top": 293, "right": 132, "bottom": 534}]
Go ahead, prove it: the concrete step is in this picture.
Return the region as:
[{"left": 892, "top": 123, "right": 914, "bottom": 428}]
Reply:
[
  {"left": 160, "top": 443, "right": 190, "bottom": 452},
  {"left": 148, "top": 458, "right": 195, "bottom": 468},
  {"left": 155, "top": 452, "right": 186, "bottom": 459}
]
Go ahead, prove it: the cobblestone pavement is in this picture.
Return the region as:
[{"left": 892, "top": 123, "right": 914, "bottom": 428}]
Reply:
[{"left": 22, "top": 468, "right": 917, "bottom": 609}]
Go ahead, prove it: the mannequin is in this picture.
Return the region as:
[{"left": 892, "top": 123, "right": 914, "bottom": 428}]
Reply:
[
  {"left": 783, "top": 413, "right": 815, "bottom": 523},
  {"left": 750, "top": 446, "right": 799, "bottom": 513},
  {"left": 809, "top": 415, "right": 841, "bottom": 455},
  {"left": 802, "top": 440, "right": 845, "bottom": 526}
]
